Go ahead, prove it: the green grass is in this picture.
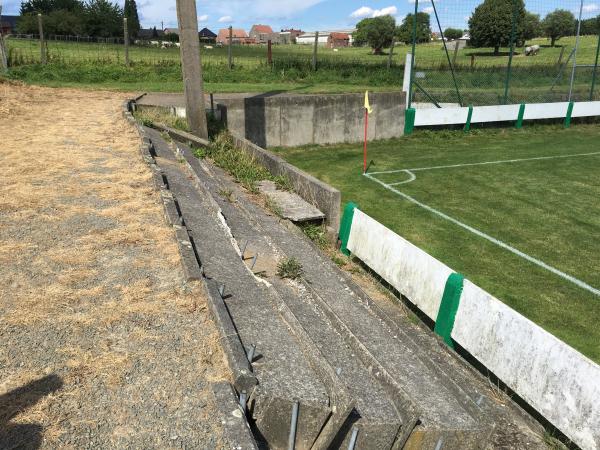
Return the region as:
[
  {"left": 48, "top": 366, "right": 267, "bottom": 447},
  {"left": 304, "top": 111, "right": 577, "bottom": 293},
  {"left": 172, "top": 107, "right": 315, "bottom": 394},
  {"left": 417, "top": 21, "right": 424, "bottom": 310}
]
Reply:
[
  {"left": 272, "top": 124, "right": 600, "bottom": 363},
  {"left": 5, "top": 35, "right": 600, "bottom": 102}
]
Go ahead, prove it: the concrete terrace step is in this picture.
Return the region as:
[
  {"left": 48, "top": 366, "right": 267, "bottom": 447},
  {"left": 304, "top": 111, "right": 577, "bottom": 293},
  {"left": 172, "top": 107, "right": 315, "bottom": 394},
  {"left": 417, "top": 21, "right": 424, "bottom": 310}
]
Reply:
[
  {"left": 180, "top": 150, "right": 497, "bottom": 449},
  {"left": 193, "top": 161, "right": 405, "bottom": 449},
  {"left": 145, "top": 128, "right": 331, "bottom": 449}
]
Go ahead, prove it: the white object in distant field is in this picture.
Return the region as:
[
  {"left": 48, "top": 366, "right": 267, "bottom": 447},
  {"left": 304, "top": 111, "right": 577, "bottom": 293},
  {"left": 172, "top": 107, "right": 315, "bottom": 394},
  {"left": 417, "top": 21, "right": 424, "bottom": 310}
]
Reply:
[{"left": 525, "top": 45, "right": 540, "bottom": 56}]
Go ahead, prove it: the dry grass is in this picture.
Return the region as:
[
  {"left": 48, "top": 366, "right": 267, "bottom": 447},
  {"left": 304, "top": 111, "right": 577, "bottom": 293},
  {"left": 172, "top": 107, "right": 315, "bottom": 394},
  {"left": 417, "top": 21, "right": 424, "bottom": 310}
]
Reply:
[{"left": 0, "top": 84, "right": 227, "bottom": 447}]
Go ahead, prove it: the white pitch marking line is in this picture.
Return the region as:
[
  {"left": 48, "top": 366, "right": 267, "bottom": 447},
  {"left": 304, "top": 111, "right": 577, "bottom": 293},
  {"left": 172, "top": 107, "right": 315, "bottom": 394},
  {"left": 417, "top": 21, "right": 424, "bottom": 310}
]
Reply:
[
  {"left": 387, "top": 170, "right": 416, "bottom": 186},
  {"left": 368, "top": 151, "right": 600, "bottom": 175},
  {"left": 363, "top": 173, "right": 600, "bottom": 297}
]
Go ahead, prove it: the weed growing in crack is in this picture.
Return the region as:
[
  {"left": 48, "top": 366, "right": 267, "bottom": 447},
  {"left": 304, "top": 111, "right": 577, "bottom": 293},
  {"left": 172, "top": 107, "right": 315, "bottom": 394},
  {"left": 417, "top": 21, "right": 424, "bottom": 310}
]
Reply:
[
  {"left": 219, "top": 188, "right": 235, "bottom": 203},
  {"left": 277, "top": 257, "right": 303, "bottom": 280},
  {"left": 300, "top": 223, "right": 328, "bottom": 249}
]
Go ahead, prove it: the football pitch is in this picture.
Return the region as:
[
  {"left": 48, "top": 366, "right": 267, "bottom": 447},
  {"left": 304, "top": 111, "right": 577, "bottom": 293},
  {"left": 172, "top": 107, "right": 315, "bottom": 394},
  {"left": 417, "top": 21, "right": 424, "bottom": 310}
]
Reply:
[{"left": 272, "top": 124, "right": 600, "bottom": 363}]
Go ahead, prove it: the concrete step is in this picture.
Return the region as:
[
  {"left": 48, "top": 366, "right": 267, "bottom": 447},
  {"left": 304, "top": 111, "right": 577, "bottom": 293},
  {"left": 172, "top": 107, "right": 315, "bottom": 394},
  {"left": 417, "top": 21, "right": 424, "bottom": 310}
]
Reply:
[
  {"left": 145, "top": 128, "right": 331, "bottom": 449},
  {"left": 257, "top": 180, "right": 325, "bottom": 223},
  {"left": 185, "top": 153, "right": 496, "bottom": 449},
  {"left": 195, "top": 160, "right": 406, "bottom": 448}
]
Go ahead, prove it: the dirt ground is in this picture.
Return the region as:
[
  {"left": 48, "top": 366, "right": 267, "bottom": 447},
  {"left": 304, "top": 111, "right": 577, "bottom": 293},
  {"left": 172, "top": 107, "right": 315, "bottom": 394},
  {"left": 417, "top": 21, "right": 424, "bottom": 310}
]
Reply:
[{"left": 0, "top": 82, "right": 227, "bottom": 449}]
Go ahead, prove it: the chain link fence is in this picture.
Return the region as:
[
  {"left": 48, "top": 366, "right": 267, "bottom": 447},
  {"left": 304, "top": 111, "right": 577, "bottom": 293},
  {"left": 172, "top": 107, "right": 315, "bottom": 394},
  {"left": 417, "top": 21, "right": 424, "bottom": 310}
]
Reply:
[{"left": 409, "top": 0, "right": 600, "bottom": 107}]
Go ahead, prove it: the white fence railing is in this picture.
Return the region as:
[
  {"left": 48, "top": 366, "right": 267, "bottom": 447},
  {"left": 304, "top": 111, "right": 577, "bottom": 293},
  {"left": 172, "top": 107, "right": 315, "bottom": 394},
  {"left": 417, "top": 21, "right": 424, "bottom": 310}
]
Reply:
[{"left": 339, "top": 204, "right": 600, "bottom": 450}]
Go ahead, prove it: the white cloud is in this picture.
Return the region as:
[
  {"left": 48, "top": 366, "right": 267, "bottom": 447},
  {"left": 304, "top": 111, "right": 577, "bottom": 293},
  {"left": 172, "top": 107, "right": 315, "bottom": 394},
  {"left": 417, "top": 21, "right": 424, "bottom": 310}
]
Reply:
[
  {"left": 198, "top": 14, "right": 209, "bottom": 22},
  {"left": 373, "top": 6, "right": 398, "bottom": 17},
  {"left": 350, "top": 5, "right": 398, "bottom": 19},
  {"left": 350, "top": 6, "right": 373, "bottom": 18},
  {"left": 218, "top": 15, "right": 233, "bottom": 23},
  {"left": 582, "top": 3, "right": 600, "bottom": 13},
  {"left": 422, "top": 6, "right": 434, "bottom": 14}
]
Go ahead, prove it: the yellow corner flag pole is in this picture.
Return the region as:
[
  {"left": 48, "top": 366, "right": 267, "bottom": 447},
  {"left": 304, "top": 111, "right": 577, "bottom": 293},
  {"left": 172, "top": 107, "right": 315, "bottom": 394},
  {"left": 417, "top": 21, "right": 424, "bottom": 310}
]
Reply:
[{"left": 363, "top": 91, "right": 372, "bottom": 174}]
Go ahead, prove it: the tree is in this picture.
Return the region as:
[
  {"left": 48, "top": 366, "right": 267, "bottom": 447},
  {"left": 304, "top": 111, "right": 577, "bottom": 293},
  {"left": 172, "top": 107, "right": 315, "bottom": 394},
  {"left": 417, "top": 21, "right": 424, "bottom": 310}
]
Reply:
[
  {"left": 578, "top": 16, "right": 600, "bottom": 36},
  {"left": 354, "top": 15, "right": 396, "bottom": 54},
  {"left": 444, "top": 28, "right": 463, "bottom": 40},
  {"left": 468, "top": 0, "right": 526, "bottom": 55},
  {"left": 396, "top": 13, "right": 432, "bottom": 44},
  {"left": 522, "top": 12, "right": 541, "bottom": 41},
  {"left": 18, "top": 0, "right": 85, "bottom": 34},
  {"left": 124, "top": 0, "right": 140, "bottom": 38},
  {"left": 542, "top": 9, "right": 576, "bottom": 47},
  {"left": 85, "top": 0, "right": 123, "bottom": 37}
]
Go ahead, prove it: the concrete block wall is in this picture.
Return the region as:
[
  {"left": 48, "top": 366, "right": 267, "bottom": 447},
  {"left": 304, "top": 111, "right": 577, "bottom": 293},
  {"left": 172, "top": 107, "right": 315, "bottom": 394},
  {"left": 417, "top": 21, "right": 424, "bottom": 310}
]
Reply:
[
  {"left": 219, "top": 92, "right": 406, "bottom": 148},
  {"left": 344, "top": 206, "right": 600, "bottom": 450},
  {"left": 231, "top": 134, "right": 341, "bottom": 230}
]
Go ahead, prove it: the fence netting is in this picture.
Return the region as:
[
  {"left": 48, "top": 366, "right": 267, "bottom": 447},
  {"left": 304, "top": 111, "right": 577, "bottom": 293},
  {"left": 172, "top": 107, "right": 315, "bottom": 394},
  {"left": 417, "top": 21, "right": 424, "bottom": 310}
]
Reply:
[{"left": 410, "top": 0, "right": 600, "bottom": 107}]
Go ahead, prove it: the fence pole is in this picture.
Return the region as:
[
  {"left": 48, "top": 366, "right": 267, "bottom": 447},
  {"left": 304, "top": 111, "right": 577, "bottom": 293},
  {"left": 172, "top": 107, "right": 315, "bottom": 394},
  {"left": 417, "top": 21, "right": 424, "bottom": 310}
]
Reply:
[
  {"left": 590, "top": 32, "right": 600, "bottom": 101},
  {"left": 568, "top": 0, "right": 584, "bottom": 101},
  {"left": 431, "top": 0, "right": 463, "bottom": 106},
  {"left": 0, "top": 2, "right": 8, "bottom": 71},
  {"left": 312, "top": 31, "right": 319, "bottom": 71},
  {"left": 387, "top": 39, "right": 395, "bottom": 69},
  {"left": 503, "top": 0, "right": 518, "bottom": 105},
  {"left": 175, "top": 0, "right": 208, "bottom": 138},
  {"left": 227, "top": 26, "right": 233, "bottom": 69},
  {"left": 123, "top": 18, "right": 130, "bottom": 67},
  {"left": 407, "top": 0, "right": 419, "bottom": 109},
  {"left": 37, "top": 13, "right": 47, "bottom": 65},
  {"left": 267, "top": 39, "right": 272, "bottom": 65}
]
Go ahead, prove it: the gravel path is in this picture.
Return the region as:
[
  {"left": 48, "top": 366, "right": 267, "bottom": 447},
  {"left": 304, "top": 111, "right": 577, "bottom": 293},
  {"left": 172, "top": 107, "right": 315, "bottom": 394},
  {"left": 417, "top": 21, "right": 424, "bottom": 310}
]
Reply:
[{"left": 0, "top": 82, "right": 228, "bottom": 449}]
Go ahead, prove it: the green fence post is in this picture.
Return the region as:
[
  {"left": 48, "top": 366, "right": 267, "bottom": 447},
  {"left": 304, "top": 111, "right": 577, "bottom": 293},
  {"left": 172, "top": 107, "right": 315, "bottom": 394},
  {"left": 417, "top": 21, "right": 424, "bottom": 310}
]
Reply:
[
  {"left": 590, "top": 33, "right": 600, "bottom": 101},
  {"left": 434, "top": 273, "right": 465, "bottom": 349},
  {"left": 515, "top": 103, "right": 526, "bottom": 129},
  {"left": 404, "top": 108, "right": 416, "bottom": 135},
  {"left": 464, "top": 105, "right": 473, "bottom": 132},
  {"left": 339, "top": 202, "right": 358, "bottom": 256},
  {"left": 564, "top": 102, "right": 574, "bottom": 128},
  {"left": 503, "top": 0, "right": 518, "bottom": 105}
]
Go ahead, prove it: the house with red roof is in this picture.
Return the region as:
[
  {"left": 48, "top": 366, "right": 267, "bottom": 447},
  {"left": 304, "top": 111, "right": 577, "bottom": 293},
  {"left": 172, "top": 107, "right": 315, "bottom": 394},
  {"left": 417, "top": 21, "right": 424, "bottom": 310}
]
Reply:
[
  {"left": 249, "top": 24, "right": 278, "bottom": 44},
  {"left": 217, "top": 28, "right": 254, "bottom": 45}
]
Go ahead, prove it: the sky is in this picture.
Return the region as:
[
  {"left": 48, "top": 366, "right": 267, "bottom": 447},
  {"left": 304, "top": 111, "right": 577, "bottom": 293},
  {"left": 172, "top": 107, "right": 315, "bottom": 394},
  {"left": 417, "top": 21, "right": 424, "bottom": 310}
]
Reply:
[{"left": 2, "top": 0, "right": 599, "bottom": 33}]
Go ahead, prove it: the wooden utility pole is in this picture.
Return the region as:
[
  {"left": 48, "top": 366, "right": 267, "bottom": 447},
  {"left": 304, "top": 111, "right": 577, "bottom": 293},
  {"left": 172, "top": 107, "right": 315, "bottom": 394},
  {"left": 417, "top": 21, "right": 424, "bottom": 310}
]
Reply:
[
  {"left": 175, "top": 0, "right": 208, "bottom": 138},
  {"left": 38, "top": 13, "right": 47, "bottom": 65},
  {"left": 123, "top": 17, "right": 130, "bottom": 67},
  {"left": 312, "top": 31, "right": 319, "bottom": 71},
  {"left": 0, "top": 2, "right": 8, "bottom": 71},
  {"left": 227, "top": 26, "right": 233, "bottom": 69}
]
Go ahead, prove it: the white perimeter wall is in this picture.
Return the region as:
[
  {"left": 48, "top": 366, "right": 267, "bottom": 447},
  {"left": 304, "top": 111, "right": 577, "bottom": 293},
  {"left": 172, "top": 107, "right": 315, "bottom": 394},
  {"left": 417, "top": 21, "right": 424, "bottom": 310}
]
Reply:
[
  {"left": 413, "top": 101, "right": 600, "bottom": 127},
  {"left": 346, "top": 208, "right": 600, "bottom": 450}
]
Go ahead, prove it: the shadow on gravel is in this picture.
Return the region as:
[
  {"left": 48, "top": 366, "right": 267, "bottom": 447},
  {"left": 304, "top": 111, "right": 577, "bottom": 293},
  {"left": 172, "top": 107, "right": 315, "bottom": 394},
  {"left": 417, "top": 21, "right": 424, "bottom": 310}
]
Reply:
[{"left": 0, "top": 375, "right": 63, "bottom": 450}]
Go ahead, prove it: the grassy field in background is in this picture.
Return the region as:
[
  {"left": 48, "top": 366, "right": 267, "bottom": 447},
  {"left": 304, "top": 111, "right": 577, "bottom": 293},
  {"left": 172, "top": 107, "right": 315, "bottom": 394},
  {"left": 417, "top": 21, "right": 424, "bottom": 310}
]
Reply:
[
  {"left": 6, "top": 35, "right": 600, "bottom": 67},
  {"left": 4, "top": 35, "right": 600, "bottom": 100},
  {"left": 272, "top": 124, "right": 600, "bottom": 363}
]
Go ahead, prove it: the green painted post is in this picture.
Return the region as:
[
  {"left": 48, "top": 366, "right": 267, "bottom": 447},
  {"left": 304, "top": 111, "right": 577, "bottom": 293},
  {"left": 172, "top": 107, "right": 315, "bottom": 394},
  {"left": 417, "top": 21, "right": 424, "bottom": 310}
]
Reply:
[
  {"left": 407, "top": 0, "right": 419, "bottom": 110},
  {"left": 404, "top": 108, "right": 416, "bottom": 135},
  {"left": 590, "top": 33, "right": 600, "bottom": 101},
  {"left": 434, "top": 273, "right": 465, "bottom": 349},
  {"left": 564, "top": 102, "right": 574, "bottom": 128},
  {"left": 339, "top": 202, "right": 358, "bottom": 256},
  {"left": 503, "top": 0, "right": 519, "bottom": 105},
  {"left": 464, "top": 105, "right": 473, "bottom": 132},
  {"left": 516, "top": 103, "right": 526, "bottom": 128}
]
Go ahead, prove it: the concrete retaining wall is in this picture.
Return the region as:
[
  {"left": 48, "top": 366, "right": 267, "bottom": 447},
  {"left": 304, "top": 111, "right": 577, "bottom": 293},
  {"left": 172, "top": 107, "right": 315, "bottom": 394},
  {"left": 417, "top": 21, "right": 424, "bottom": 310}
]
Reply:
[
  {"left": 231, "top": 134, "right": 341, "bottom": 230},
  {"left": 220, "top": 92, "right": 406, "bottom": 148},
  {"left": 345, "top": 205, "right": 600, "bottom": 450}
]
